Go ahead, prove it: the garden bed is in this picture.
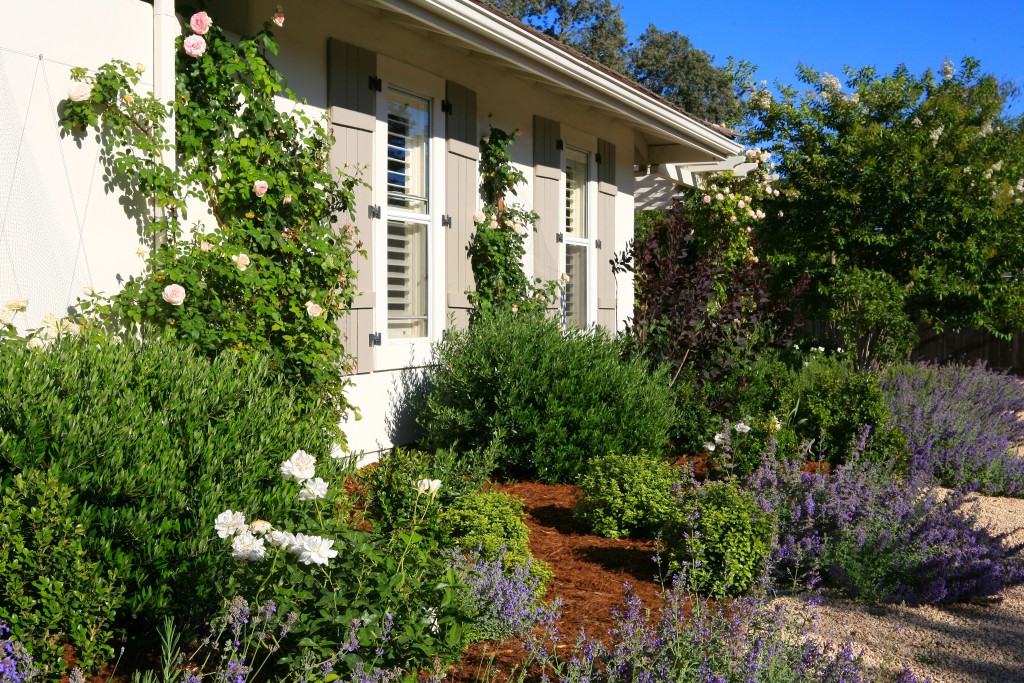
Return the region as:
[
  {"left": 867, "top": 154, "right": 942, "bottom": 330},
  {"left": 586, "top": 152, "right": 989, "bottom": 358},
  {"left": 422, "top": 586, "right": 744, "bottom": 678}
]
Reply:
[{"left": 449, "top": 482, "right": 1024, "bottom": 683}]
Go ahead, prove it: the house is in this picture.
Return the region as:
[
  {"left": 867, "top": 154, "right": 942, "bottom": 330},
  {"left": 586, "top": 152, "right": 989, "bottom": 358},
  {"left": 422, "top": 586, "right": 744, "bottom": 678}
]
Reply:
[{"left": 1, "top": 0, "right": 742, "bottom": 453}]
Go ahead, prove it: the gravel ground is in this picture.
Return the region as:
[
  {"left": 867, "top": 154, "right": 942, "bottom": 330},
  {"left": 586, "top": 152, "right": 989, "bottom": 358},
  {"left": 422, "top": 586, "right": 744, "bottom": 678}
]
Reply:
[{"left": 774, "top": 493, "right": 1024, "bottom": 683}]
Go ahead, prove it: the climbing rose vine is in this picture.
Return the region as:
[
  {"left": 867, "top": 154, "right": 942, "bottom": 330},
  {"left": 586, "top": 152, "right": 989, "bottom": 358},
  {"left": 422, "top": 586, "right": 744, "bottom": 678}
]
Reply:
[{"left": 61, "top": 10, "right": 362, "bottom": 430}]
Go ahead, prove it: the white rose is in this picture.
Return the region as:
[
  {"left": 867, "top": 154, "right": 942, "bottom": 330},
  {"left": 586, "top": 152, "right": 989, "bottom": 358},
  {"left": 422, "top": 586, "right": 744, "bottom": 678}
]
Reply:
[
  {"left": 68, "top": 82, "right": 93, "bottom": 102},
  {"left": 231, "top": 530, "right": 266, "bottom": 562},
  {"left": 280, "top": 449, "right": 316, "bottom": 482},
  {"left": 298, "top": 477, "right": 329, "bottom": 501},
  {"left": 215, "top": 510, "right": 247, "bottom": 538}
]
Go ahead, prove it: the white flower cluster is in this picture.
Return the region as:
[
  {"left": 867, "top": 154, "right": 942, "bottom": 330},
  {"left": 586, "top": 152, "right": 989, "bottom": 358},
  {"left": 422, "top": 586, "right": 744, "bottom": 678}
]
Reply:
[
  {"left": 214, "top": 449, "right": 340, "bottom": 566},
  {"left": 415, "top": 478, "right": 442, "bottom": 496}
]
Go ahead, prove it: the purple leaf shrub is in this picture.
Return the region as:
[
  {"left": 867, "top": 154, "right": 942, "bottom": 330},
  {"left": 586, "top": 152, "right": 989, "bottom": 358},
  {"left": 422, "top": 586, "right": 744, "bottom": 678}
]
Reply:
[
  {"left": 881, "top": 362, "right": 1024, "bottom": 496},
  {"left": 749, "top": 450, "right": 1024, "bottom": 604}
]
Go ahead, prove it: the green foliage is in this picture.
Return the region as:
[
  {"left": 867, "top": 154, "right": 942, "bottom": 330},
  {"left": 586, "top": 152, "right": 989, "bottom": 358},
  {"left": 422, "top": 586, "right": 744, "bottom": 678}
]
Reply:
[
  {"left": 486, "top": 0, "right": 628, "bottom": 73},
  {"left": 439, "top": 491, "right": 552, "bottom": 588},
  {"left": 417, "top": 311, "right": 679, "bottom": 483},
  {"left": 743, "top": 59, "right": 1024, "bottom": 365},
  {"left": 666, "top": 480, "right": 775, "bottom": 597},
  {"left": 220, "top": 455, "right": 472, "bottom": 679},
  {"left": 0, "top": 468, "right": 124, "bottom": 678},
  {"left": 60, "top": 14, "right": 360, "bottom": 421},
  {"left": 0, "top": 335, "right": 336, "bottom": 626},
  {"left": 363, "top": 446, "right": 496, "bottom": 532},
  {"left": 627, "top": 25, "right": 741, "bottom": 124},
  {"left": 574, "top": 454, "right": 682, "bottom": 539},
  {"left": 786, "top": 353, "right": 907, "bottom": 466},
  {"left": 468, "top": 126, "right": 559, "bottom": 321}
]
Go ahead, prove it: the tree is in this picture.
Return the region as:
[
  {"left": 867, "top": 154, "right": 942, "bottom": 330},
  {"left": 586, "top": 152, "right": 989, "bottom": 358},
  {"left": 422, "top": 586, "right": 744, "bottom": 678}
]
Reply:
[
  {"left": 743, "top": 59, "right": 1024, "bottom": 365},
  {"left": 627, "top": 25, "right": 741, "bottom": 124},
  {"left": 487, "top": 0, "right": 628, "bottom": 73}
]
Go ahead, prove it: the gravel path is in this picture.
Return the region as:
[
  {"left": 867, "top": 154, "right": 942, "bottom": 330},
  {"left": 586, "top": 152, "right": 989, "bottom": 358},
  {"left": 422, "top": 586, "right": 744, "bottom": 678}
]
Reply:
[{"left": 774, "top": 493, "right": 1024, "bottom": 683}]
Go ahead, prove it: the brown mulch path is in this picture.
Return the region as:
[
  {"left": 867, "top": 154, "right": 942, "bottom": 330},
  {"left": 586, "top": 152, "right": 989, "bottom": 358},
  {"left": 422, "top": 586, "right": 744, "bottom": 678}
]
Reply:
[{"left": 446, "top": 481, "right": 664, "bottom": 681}]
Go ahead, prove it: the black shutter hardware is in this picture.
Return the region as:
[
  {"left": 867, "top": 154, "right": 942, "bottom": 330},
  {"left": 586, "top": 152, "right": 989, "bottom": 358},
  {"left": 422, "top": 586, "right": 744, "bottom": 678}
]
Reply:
[
  {"left": 441, "top": 100, "right": 453, "bottom": 115},
  {"left": 596, "top": 153, "right": 603, "bottom": 164},
  {"left": 556, "top": 232, "right": 564, "bottom": 243},
  {"left": 368, "top": 76, "right": 382, "bottom": 92},
  {"left": 442, "top": 215, "right": 453, "bottom": 229},
  {"left": 555, "top": 138, "right": 564, "bottom": 151},
  {"left": 368, "top": 332, "right": 382, "bottom": 346},
  {"left": 595, "top": 239, "right": 602, "bottom": 249},
  {"left": 368, "top": 204, "right": 381, "bottom": 219}
]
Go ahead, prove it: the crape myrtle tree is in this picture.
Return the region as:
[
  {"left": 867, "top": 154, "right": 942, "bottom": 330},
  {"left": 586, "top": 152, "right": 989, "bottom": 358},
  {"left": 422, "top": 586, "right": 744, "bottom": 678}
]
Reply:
[{"left": 742, "top": 59, "right": 1024, "bottom": 366}]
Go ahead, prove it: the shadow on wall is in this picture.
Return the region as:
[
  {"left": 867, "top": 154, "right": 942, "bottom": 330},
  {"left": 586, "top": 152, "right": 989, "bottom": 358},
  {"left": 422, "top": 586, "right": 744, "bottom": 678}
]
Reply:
[{"left": 385, "top": 364, "right": 431, "bottom": 447}]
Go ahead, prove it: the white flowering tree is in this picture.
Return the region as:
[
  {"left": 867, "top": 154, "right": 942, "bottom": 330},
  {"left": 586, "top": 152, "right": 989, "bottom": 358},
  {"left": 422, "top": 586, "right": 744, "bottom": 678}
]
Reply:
[{"left": 742, "top": 58, "right": 1024, "bottom": 365}]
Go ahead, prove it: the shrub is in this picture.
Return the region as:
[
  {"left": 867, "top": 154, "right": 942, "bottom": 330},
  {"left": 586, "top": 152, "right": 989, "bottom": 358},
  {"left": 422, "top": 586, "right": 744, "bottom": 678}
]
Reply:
[
  {"left": 0, "top": 469, "right": 123, "bottom": 677},
  {"left": 665, "top": 480, "right": 775, "bottom": 597},
  {"left": 574, "top": 453, "right": 681, "bottom": 539},
  {"left": 214, "top": 452, "right": 473, "bottom": 679},
  {"left": 417, "top": 312, "right": 679, "bottom": 483},
  {"left": 882, "top": 362, "right": 1024, "bottom": 496},
  {"left": 363, "top": 446, "right": 495, "bottom": 533},
  {"left": 0, "top": 336, "right": 336, "bottom": 626},
  {"left": 749, "top": 455, "right": 1024, "bottom": 604},
  {"left": 439, "top": 491, "right": 552, "bottom": 589},
  {"left": 784, "top": 353, "right": 907, "bottom": 466}
]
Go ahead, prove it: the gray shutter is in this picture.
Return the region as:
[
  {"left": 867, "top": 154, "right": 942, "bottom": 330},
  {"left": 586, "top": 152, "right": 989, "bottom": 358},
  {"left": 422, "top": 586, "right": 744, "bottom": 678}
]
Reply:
[
  {"left": 444, "top": 81, "right": 479, "bottom": 331},
  {"left": 533, "top": 115, "right": 561, "bottom": 308},
  {"left": 445, "top": 80, "right": 477, "bottom": 147},
  {"left": 328, "top": 38, "right": 377, "bottom": 374},
  {"left": 596, "top": 138, "right": 617, "bottom": 330}
]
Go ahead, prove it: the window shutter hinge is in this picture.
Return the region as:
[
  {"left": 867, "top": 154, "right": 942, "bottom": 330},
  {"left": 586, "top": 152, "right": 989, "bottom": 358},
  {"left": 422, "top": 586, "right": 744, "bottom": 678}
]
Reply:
[
  {"left": 596, "top": 153, "right": 603, "bottom": 164},
  {"left": 555, "top": 138, "right": 564, "bottom": 151},
  {"left": 556, "top": 232, "right": 564, "bottom": 243},
  {"left": 442, "top": 215, "right": 453, "bottom": 229},
  {"left": 368, "top": 332, "right": 382, "bottom": 347},
  {"left": 368, "top": 204, "right": 381, "bottom": 220},
  {"left": 441, "top": 100, "right": 453, "bottom": 115},
  {"left": 368, "top": 76, "right": 382, "bottom": 92},
  {"left": 595, "top": 239, "right": 602, "bottom": 249}
]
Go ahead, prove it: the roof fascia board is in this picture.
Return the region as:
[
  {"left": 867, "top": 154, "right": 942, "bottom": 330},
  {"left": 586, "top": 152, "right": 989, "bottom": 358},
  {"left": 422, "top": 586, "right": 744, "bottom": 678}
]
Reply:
[{"left": 374, "top": 0, "right": 743, "bottom": 158}]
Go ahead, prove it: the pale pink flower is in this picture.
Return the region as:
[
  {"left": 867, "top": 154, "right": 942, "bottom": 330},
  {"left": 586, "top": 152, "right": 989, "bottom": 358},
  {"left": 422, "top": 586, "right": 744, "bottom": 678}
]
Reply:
[
  {"left": 702, "top": 195, "right": 711, "bottom": 204},
  {"left": 189, "top": 11, "right": 213, "bottom": 35},
  {"left": 511, "top": 304, "right": 519, "bottom": 313},
  {"left": 252, "top": 180, "right": 269, "bottom": 197},
  {"left": 560, "top": 273, "right": 571, "bottom": 284},
  {"left": 232, "top": 253, "right": 251, "bottom": 271},
  {"left": 282, "top": 194, "right": 292, "bottom": 205},
  {"left": 729, "top": 216, "right": 737, "bottom": 223},
  {"left": 183, "top": 35, "right": 207, "bottom": 58},
  {"left": 343, "top": 224, "right": 355, "bottom": 238},
  {"left": 305, "top": 301, "right": 323, "bottom": 318},
  {"left": 715, "top": 193, "right": 724, "bottom": 201},
  {"left": 737, "top": 200, "right": 746, "bottom": 209},
  {"left": 472, "top": 211, "right": 485, "bottom": 224},
  {"left": 200, "top": 240, "right": 212, "bottom": 252},
  {"left": 272, "top": 12, "right": 285, "bottom": 27},
  {"left": 162, "top": 284, "right": 186, "bottom": 306},
  {"left": 68, "top": 82, "right": 93, "bottom": 102},
  {"left": 489, "top": 219, "right": 498, "bottom": 229}
]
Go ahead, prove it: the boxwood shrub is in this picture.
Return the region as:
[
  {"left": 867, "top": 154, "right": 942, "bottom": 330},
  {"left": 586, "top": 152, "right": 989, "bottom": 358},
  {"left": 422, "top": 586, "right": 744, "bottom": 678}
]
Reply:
[
  {"left": 417, "top": 312, "right": 679, "bottom": 483},
  {"left": 0, "top": 335, "right": 337, "bottom": 627},
  {"left": 575, "top": 453, "right": 682, "bottom": 539}
]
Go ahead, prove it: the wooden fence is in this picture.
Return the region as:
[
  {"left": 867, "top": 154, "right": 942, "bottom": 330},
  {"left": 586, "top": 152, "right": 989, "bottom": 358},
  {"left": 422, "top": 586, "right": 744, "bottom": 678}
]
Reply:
[{"left": 802, "top": 321, "right": 1024, "bottom": 373}]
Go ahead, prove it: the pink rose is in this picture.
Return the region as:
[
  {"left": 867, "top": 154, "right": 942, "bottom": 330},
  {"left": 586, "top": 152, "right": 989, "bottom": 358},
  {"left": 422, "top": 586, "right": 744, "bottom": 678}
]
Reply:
[
  {"left": 183, "top": 35, "right": 207, "bottom": 58},
  {"left": 189, "top": 11, "right": 213, "bottom": 35},
  {"left": 253, "top": 180, "right": 269, "bottom": 197},
  {"left": 472, "top": 211, "right": 485, "bottom": 224},
  {"left": 489, "top": 219, "right": 498, "bottom": 229},
  {"left": 702, "top": 195, "right": 711, "bottom": 203},
  {"left": 305, "top": 301, "right": 323, "bottom": 317},
  {"left": 162, "top": 284, "right": 186, "bottom": 306},
  {"left": 200, "top": 240, "right": 213, "bottom": 252},
  {"left": 272, "top": 12, "right": 285, "bottom": 27},
  {"left": 232, "top": 253, "right": 251, "bottom": 271}
]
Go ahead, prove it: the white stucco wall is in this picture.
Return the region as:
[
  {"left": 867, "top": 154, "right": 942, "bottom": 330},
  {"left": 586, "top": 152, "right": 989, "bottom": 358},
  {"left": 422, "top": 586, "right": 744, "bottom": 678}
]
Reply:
[{"left": 0, "top": 0, "right": 155, "bottom": 329}]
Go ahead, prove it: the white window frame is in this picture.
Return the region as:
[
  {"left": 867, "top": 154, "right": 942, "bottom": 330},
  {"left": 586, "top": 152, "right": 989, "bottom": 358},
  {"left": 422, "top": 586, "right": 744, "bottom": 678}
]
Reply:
[
  {"left": 559, "top": 128, "right": 598, "bottom": 327},
  {"left": 372, "top": 58, "right": 446, "bottom": 370}
]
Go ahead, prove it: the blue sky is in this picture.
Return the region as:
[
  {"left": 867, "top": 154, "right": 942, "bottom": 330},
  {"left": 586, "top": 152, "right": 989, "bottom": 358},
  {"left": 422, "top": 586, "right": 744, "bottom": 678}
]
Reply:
[{"left": 619, "top": 0, "right": 1024, "bottom": 117}]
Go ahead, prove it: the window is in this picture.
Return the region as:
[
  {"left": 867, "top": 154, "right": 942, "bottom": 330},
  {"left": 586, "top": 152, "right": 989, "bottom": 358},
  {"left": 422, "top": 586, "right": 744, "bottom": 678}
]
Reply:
[
  {"left": 385, "top": 88, "right": 430, "bottom": 338},
  {"left": 563, "top": 148, "right": 589, "bottom": 326}
]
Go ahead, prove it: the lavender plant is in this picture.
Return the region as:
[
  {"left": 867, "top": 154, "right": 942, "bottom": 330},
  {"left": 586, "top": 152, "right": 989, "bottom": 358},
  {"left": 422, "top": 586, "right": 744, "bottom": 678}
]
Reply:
[
  {"left": 0, "top": 622, "right": 40, "bottom": 683},
  {"left": 499, "top": 573, "right": 915, "bottom": 683},
  {"left": 749, "top": 449, "right": 1024, "bottom": 604},
  {"left": 882, "top": 362, "right": 1024, "bottom": 496},
  {"left": 452, "top": 549, "right": 555, "bottom": 643}
]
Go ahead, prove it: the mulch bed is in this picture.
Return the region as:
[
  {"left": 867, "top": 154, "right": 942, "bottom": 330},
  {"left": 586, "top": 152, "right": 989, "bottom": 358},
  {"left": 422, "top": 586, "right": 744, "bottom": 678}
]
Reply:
[{"left": 446, "top": 481, "right": 664, "bottom": 681}]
